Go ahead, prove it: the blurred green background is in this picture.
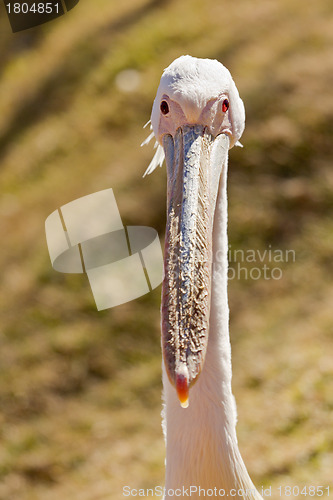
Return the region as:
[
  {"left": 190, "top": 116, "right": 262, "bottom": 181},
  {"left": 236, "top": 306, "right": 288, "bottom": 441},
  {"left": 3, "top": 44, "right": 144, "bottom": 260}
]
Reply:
[{"left": 0, "top": 0, "right": 332, "bottom": 498}]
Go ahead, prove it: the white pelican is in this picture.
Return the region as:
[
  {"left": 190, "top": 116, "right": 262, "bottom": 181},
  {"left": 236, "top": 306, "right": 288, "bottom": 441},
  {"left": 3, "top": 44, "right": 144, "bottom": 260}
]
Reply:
[{"left": 145, "top": 55, "right": 262, "bottom": 500}]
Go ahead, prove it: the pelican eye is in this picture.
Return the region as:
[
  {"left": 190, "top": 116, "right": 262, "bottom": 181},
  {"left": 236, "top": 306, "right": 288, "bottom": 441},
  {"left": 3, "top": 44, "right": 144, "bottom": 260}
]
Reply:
[
  {"left": 160, "top": 100, "right": 169, "bottom": 115},
  {"left": 222, "top": 99, "right": 229, "bottom": 113}
]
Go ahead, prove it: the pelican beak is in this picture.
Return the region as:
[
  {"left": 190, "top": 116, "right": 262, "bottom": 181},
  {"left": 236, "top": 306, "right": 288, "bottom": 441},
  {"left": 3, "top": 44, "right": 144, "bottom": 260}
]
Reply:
[{"left": 161, "top": 125, "right": 229, "bottom": 408}]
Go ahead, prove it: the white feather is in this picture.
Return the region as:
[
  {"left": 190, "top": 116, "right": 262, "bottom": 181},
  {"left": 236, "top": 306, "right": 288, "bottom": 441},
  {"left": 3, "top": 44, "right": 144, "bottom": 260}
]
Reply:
[{"left": 142, "top": 144, "right": 165, "bottom": 177}]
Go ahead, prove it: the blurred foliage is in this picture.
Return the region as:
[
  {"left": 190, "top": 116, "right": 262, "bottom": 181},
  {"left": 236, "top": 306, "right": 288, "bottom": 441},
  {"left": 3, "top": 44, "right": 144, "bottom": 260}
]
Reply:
[{"left": 0, "top": 0, "right": 332, "bottom": 498}]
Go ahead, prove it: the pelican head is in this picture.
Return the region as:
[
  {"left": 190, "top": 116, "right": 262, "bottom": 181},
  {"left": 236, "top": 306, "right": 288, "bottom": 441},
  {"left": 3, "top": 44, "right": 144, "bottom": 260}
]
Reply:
[{"left": 151, "top": 55, "right": 245, "bottom": 407}]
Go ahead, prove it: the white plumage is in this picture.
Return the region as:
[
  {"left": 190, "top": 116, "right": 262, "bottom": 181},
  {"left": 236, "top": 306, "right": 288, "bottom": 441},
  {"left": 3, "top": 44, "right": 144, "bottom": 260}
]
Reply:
[{"left": 146, "top": 56, "right": 262, "bottom": 500}]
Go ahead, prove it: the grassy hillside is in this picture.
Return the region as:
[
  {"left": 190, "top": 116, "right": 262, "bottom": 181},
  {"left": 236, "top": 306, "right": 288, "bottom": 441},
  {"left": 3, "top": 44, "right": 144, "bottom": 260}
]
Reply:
[{"left": 0, "top": 0, "right": 332, "bottom": 498}]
